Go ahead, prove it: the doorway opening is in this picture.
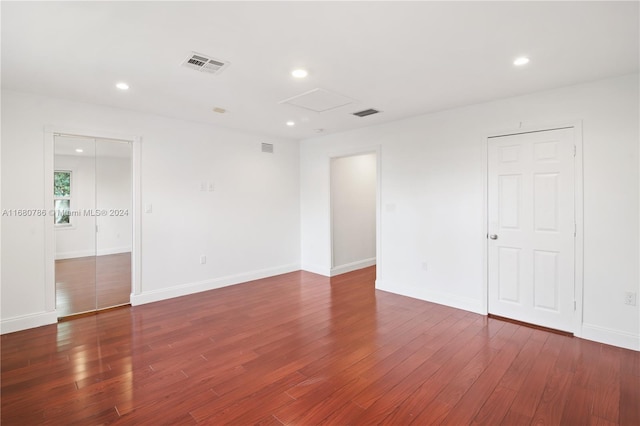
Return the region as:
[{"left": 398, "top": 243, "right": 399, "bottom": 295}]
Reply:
[
  {"left": 53, "top": 135, "right": 133, "bottom": 318},
  {"left": 330, "top": 151, "right": 378, "bottom": 277}
]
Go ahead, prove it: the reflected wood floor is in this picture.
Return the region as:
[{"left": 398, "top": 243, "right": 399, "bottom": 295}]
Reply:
[
  {"left": 56, "top": 252, "right": 131, "bottom": 317},
  {"left": 2, "top": 267, "right": 639, "bottom": 425}
]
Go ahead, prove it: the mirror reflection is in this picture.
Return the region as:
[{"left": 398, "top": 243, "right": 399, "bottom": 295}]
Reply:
[{"left": 54, "top": 135, "right": 132, "bottom": 317}]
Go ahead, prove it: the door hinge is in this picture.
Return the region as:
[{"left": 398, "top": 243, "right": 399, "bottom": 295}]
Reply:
[
  {"left": 574, "top": 223, "right": 577, "bottom": 237},
  {"left": 574, "top": 300, "right": 577, "bottom": 311},
  {"left": 573, "top": 145, "right": 577, "bottom": 157}
]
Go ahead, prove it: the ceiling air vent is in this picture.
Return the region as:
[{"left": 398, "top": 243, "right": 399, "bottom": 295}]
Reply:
[
  {"left": 261, "top": 143, "right": 274, "bottom": 154},
  {"left": 352, "top": 108, "right": 380, "bottom": 117},
  {"left": 182, "top": 52, "right": 230, "bottom": 75}
]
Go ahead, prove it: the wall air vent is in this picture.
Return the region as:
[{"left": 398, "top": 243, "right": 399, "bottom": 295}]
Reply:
[
  {"left": 352, "top": 108, "right": 380, "bottom": 117},
  {"left": 182, "top": 52, "right": 230, "bottom": 75},
  {"left": 261, "top": 143, "right": 274, "bottom": 154}
]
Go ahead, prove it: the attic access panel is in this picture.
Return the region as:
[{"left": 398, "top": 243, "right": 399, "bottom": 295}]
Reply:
[{"left": 279, "top": 88, "right": 355, "bottom": 113}]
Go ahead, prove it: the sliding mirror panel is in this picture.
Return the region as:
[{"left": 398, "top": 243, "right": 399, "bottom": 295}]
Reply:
[
  {"left": 54, "top": 136, "right": 97, "bottom": 317},
  {"left": 95, "top": 138, "right": 132, "bottom": 310}
]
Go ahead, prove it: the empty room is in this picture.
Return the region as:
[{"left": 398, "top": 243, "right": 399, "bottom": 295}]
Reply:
[{"left": 1, "top": 1, "right": 639, "bottom": 425}]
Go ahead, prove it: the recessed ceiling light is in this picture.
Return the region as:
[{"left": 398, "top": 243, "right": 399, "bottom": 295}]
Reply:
[
  {"left": 291, "top": 69, "right": 308, "bottom": 78},
  {"left": 116, "top": 82, "right": 130, "bottom": 90},
  {"left": 75, "top": 148, "right": 84, "bottom": 153},
  {"left": 513, "top": 57, "right": 530, "bottom": 66},
  {"left": 286, "top": 121, "right": 295, "bottom": 126},
  {"left": 212, "top": 107, "right": 227, "bottom": 114}
]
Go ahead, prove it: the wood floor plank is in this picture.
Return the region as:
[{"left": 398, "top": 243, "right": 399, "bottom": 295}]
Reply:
[
  {"left": 530, "top": 366, "right": 574, "bottom": 425},
  {"left": 275, "top": 376, "right": 368, "bottom": 425},
  {"left": 441, "top": 335, "right": 521, "bottom": 425},
  {"left": 378, "top": 333, "right": 488, "bottom": 424},
  {"left": 1, "top": 266, "right": 638, "bottom": 425},
  {"left": 471, "top": 385, "right": 518, "bottom": 425},
  {"left": 505, "top": 333, "right": 559, "bottom": 420}
]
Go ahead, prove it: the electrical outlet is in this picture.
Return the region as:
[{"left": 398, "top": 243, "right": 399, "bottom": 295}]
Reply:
[
  {"left": 200, "top": 255, "right": 207, "bottom": 265},
  {"left": 421, "top": 262, "right": 428, "bottom": 271},
  {"left": 624, "top": 292, "right": 637, "bottom": 306},
  {"left": 208, "top": 182, "right": 215, "bottom": 192}
]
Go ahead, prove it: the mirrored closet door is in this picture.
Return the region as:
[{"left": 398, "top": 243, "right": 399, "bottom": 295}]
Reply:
[{"left": 54, "top": 135, "right": 132, "bottom": 318}]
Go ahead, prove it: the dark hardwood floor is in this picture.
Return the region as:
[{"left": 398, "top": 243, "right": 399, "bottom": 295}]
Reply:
[
  {"left": 55, "top": 252, "right": 131, "bottom": 317},
  {"left": 2, "top": 266, "right": 638, "bottom": 425}
]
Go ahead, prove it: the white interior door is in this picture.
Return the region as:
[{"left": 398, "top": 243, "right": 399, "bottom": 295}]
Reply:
[{"left": 487, "top": 127, "right": 575, "bottom": 332}]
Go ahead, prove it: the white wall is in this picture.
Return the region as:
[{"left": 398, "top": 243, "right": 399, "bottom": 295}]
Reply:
[
  {"left": 1, "top": 90, "right": 300, "bottom": 332},
  {"left": 330, "top": 152, "right": 376, "bottom": 274},
  {"left": 96, "top": 154, "right": 133, "bottom": 256},
  {"left": 301, "top": 73, "right": 639, "bottom": 350}
]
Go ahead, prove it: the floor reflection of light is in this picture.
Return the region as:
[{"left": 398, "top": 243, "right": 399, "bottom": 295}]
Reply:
[
  {"left": 56, "top": 321, "right": 71, "bottom": 351},
  {"left": 73, "top": 351, "right": 88, "bottom": 376}
]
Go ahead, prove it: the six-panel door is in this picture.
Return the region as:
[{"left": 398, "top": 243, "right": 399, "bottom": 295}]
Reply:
[{"left": 487, "top": 127, "right": 575, "bottom": 332}]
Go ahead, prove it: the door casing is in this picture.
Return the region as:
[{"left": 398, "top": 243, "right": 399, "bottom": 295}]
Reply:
[
  {"left": 481, "top": 121, "right": 584, "bottom": 336},
  {"left": 44, "top": 126, "right": 142, "bottom": 316}
]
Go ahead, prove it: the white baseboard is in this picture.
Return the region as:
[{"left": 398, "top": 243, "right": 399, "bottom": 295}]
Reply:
[
  {"left": 97, "top": 246, "right": 131, "bottom": 256},
  {"left": 55, "top": 249, "right": 94, "bottom": 260},
  {"left": 579, "top": 323, "right": 639, "bottom": 351},
  {"left": 301, "top": 263, "right": 331, "bottom": 277},
  {"left": 1, "top": 310, "right": 58, "bottom": 334},
  {"left": 56, "top": 246, "right": 131, "bottom": 260},
  {"left": 330, "top": 257, "right": 376, "bottom": 277},
  {"left": 375, "top": 279, "right": 484, "bottom": 315},
  {"left": 131, "top": 263, "right": 300, "bottom": 306}
]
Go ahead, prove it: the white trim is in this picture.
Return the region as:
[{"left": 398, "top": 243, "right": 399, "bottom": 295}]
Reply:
[
  {"left": 482, "top": 121, "right": 585, "bottom": 334},
  {"left": 376, "top": 280, "right": 484, "bottom": 314},
  {"left": 97, "top": 246, "right": 132, "bottom": 257},
  {"left": 480, "top": 134, "right": 489, "bottom": 314},
  {"left": 581, "top": 323, "right": 639, "bottom": 352},
  {"left": 485, "top": 120, "right": 580, "bottom": 139},
  {"left": 131, "top": 263, "right": 300, "bottom": 306},
  {"left": 132, "top": 136, "right": 142, "bottom": 298},
  {"left": 44, "top": 130, "right": 56, "bottom": 312},
  {"left": 330, "top": 257, "right": 376, "bottom": 277},
  {"left": 54, "top": 249, "right": 94, "bottom": 260},
  {"left": 1, "top": 311, "right": 58, "bottom": 335},
  {"left": 44, "top": 125, "right": 141, "bottom": 315},
  {"left": 572, "top": 123, "right": 585, "bottom": 337},
  {"left": 301, "top": 263, "right": 331, "bottom": 277}
]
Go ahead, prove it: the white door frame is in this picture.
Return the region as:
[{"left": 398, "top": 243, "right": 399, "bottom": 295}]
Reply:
[
  {"left": 481, "top": 121, "right": 584, "bottom": 336},
  {"left": 328, "top": 146, "right": 382, "bottom": 277},
  {"left": 44, "top": 126, "right": 142, "bottom": 315}
]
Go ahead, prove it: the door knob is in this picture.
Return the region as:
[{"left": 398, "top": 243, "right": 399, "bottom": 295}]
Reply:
[{"left": 489, "top": 234, "right": 498, "bottom": 240}]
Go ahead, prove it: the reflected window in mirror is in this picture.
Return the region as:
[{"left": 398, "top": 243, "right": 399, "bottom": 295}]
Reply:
[{"left": 54, "top": 170, "right": 72, "bottom": 226}]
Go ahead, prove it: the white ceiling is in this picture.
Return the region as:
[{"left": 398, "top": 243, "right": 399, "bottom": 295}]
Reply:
[{"left": 2, "top": 1, "right": 638, "bottom": 140}]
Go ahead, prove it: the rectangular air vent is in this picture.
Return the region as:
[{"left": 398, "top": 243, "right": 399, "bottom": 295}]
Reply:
[
  {"left": 352, "top": 108, "right": 380, "bottom": 117},
  {"left": 182, "top": 52, "right": 230, "bottom": 75},
  {"left": 261, "top": 143, "right": 274, "bottom": 154}
]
